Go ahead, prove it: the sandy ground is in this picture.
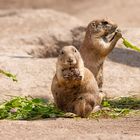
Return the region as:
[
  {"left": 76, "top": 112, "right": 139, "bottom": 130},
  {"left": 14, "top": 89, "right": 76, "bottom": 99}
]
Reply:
[
  {"left": 0, "top": 0, "right": 140, "bottom": 27},
  {"left": 0, "top": 1, "right": 140, "bottom": 140},
  {"left": 0, "top": 116, "right": 140, "bottom": 140}
]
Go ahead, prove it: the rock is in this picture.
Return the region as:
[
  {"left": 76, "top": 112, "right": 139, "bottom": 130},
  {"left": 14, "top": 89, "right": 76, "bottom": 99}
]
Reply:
[
  {"left": 0, "top": 56, "right": 56, "bottom": 103},
  {"left": 0, "top": 9, "right": 85, "bottom": 58}
]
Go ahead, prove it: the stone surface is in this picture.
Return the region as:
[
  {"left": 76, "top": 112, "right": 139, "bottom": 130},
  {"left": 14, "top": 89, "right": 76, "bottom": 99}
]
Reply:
[
  {"left": 0, "top": 57, "right": 56, "bottom": 103},
  {"left": 0, "top": 0, "right": 140, "bottom": 27},
  {"left": 0, "top": 9, "right": 84, "bottom": 58}
]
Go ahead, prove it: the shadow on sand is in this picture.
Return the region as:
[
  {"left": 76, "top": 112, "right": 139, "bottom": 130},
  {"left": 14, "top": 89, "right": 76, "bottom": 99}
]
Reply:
[{"left": 108, "top": 47, "right": 140, "bottom": 67}]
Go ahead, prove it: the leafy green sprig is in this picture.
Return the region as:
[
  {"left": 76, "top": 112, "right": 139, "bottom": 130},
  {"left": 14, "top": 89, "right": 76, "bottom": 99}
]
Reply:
[
  {"left": 0, "top": 97, "right": 64, "bottom": 120},
  {"left": 0, "top": 97, "right": 139, "bottom": 120},
  {"left": 0, "top": 69, "right": 17, "bottom": 82},
  {"left": 122, "top": 37, "right": 140, "bottom": 52}
]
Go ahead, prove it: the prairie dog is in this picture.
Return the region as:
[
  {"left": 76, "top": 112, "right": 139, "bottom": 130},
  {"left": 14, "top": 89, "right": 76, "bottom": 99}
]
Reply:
[
  {"left": 51, "top": 45, "right": 101, "bottom": 117},
  {"left": 80, "top": 19, "right": 122, "bottom": 90}
]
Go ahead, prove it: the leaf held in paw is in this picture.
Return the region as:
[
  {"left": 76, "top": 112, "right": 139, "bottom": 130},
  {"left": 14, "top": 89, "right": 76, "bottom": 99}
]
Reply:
[{"left": 122, "top": 37, "right": 140, "bottom": 52}]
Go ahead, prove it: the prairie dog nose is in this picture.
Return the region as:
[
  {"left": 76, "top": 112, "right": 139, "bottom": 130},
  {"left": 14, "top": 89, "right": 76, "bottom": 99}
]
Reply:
[
  {"left": 67, "top": 57, "right": 74, "bottom": 63},
  {"left": 112, "top": 24, "right": 118, "bottom": 30}
]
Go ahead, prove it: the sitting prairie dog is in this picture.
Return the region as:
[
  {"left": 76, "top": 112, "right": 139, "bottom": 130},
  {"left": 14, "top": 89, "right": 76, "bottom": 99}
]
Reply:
[
  {"left": 51, "top": 45, "right": 102, "bottom": 117},
  {"left": 80, "top": 19, "right": 122, "bottom": 90}
]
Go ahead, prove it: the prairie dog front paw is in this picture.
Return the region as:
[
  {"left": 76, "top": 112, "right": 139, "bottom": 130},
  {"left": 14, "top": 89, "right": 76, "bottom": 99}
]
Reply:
[{"left": 115, "top": 29, "right": 122, "bottom": 39}]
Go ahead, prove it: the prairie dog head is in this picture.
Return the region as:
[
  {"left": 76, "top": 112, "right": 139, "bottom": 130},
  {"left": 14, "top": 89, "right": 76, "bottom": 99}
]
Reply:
[
  {"left": 87, "top": 19, "right": 118, "bottom": 39},
  {"left": 56, "top": 46, "right": 84, "bottom": 83},
  {"left": 57, "top": 46, "right": 84, "bottom": 69}
]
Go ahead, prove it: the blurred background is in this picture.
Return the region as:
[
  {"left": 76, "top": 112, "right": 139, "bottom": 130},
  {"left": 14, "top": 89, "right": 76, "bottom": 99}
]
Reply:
[{"left": 0, "top": 0, "right": 140, "bottom": 27}]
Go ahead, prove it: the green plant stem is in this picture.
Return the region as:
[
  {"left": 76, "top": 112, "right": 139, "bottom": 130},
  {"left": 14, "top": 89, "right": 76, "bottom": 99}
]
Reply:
[
  {"left": 122, "top": 37, "right": 140, "bottom": 52},
  {"left": 0, "top": 69, "right": 17, "bottom": 82}
]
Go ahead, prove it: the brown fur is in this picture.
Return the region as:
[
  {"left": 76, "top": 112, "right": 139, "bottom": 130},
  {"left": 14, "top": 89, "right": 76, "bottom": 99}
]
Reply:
[
  {"left": 80, "top": 19, "right": 122, "bottom": 90},
  {"left": 51, "top": 46, "right": 101, "bottom": 117}
]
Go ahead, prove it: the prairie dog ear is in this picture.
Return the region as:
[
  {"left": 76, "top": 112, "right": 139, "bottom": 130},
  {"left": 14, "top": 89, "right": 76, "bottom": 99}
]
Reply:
[
  {"left": 103, "top": 18, "right": 109, "bottom": 22},
  {"left": 90, "top": 21, "right": 96, "bottom": 28},
  {"left": 88, "top": 21, "right": 98, "bottom": 32}
]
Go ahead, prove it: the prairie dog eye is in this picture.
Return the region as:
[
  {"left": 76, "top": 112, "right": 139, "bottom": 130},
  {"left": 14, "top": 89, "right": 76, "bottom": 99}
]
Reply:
[
  {"left": 102, "top": 21, "right": 108, "bottom": 25},
  {"left": 91, "top": 22, "right": 96, "bottom": 28},
  {"left": 60, "top": 51, "right": 64, "bottom": 55},
  {"left": 74, "top": 49, "right": 77, "bottom": 53}
]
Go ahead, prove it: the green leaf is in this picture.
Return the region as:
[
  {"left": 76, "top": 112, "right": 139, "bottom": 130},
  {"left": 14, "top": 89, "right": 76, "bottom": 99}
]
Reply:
[
  {"left": 122, "top": 37, "right": 140, "bottom": 52},
  {"left": 32, "top": 98, "right": 46, "bottom": 104},
  {"left": 0, "top": 97, "right": 64, "bottom": 120},
  {"left": 102, "top": 101, "right": 110, "bottom": 107},
  {"left": 0, "top": 69, "right": 18, "bottom": 82}
]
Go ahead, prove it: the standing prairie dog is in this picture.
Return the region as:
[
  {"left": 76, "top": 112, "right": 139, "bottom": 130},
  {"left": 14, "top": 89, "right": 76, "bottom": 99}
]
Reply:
[
  {"left": 51, "top": 45, "right": 101, "bottom": 117},
  {"left": 80, "top": 19, "right": 122, "bottom": 90}
]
